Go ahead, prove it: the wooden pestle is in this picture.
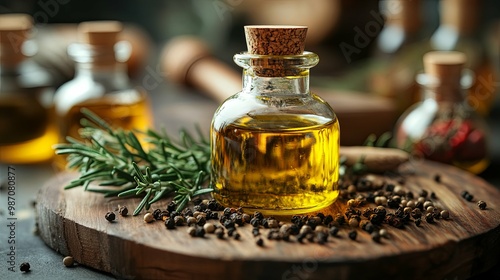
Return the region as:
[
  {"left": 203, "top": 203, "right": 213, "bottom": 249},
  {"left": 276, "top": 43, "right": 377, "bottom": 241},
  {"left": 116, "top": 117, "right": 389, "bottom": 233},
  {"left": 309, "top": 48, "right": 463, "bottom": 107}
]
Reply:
[
  {"left": 160, "top": 36, "right": 399, "bottom": 145},
  {"left": 161, "top": 36, "right": 241, "bottom": 103}
]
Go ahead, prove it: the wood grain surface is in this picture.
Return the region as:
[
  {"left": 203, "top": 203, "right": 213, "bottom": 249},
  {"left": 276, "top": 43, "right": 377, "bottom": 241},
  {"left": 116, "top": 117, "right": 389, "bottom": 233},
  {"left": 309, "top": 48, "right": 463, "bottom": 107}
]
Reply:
[{"left": 36, "top": 161, "right": 500, "bottom": 280}]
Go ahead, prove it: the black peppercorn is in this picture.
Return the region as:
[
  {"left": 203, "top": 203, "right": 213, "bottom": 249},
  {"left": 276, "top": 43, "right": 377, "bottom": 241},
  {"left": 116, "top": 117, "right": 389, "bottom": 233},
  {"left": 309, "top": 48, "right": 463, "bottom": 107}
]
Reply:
[
  {"left": 118, "top": 205, "right": 128, "bottom": 216},
  {"left": 329, "top": 226, "right": 339, "bottom": 237},
  {"left": 317, "top": 232, "right": 328, "bottom": 245},
  {"left": 477, "top": 200, "right": 487, "bottom": 210},
  {"left": 105, "top": 211, "right": 115, "bottom": 222},
  {"left": 323, "top": 215, "right": 333, "bottom": 225},
  {"left": 387, "top": 198, "right": 399, "bottom": 209},
  {"left": 348, "top": 230, "right": 357, "bottom": 240},
  {"left": 415, "top": 218, "right": 421, "bottom": 227},
  {"left": 256, "top": 237, "right": 264, "bottom": 247},
  {"left": 227, "top": 227, "right": 236, "bottom": 237},
  {"left": 196, "top": 215, "right": 206, "bottom": 226},
  {"left": 166, "top": 201, "right": 177, "bottom": 212},
  {"left": 165, "top": 218, "right": 176, "bottom": 229},
  {"left": 250, "top": 217, "right": 260, "bottom": 228},
  {"left": 209, "top": 212, "right": 219, "bottom": 220},
  {"left": 254, "top": 211, "right": 264, "bottom": 220},
  {"left": 234, "top": 232, "right": 241, "bottom": 240},
  {"left": 289, "top": 224, "right": 300, "bottom": 235},
  {"left": 385, "top": 183, "right": 395, "bottom": 192},
  {"left": 20, "top": 262, "right": 30, "bottom": 272},
  {"left": 460, "top": 190, "right": 469, "bottom": 198},
  {"left": 464, "top": 193, "right": 474, "bottom": 202},
  {"left": 424, "top": 213, "right": 434, "bottom": 223},
  {"left": 193, "top": 205, "right": 202, "bottom": 212},
  {"left": 195, "top": 226, "right": 206, "bottom": 237},
  {"left": 430, "top": 192, "right": 437, "bottom": 199},
  {"left": 215, "top": 228, "right": 225, "bottom": 239},
  {"left": 419, "top": 189, "right": 428, "bottom": 198},
  {"left": 434, "top": 174, "right": 441, "bottom": 183},
  {"left": 252, "top": 227, "right": 260, "bottom": 237},
  {"left": 183, "top": 208, "right": 193, "bottom": 217},
  {"left": 223, "top": 219, "right": 235, "bottom": 229}
]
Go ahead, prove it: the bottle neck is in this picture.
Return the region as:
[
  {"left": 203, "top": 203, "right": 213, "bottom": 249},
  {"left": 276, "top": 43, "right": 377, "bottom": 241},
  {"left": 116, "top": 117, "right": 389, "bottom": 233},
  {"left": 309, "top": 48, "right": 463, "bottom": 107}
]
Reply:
[
  {"left": 74, "top": 61, "right": 130, "bottom": 87},
  {"left": 423, "top": 84, "right": 465, "bottom": 103},
  {"left": 242, "top": 69, "right": 310, "bottom": 96}
]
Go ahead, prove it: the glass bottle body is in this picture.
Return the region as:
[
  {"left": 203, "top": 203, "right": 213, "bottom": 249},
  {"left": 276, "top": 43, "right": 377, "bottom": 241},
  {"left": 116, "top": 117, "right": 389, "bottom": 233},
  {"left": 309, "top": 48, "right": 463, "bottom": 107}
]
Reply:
[
  {"left": 210, "top": 53, "right": 340, "bottom": 215},
  {"left": 394, "top": 75, "right": 489, "bottom": 174},
  {"left": 0, "top": 60, "right": 58, "bottom": 164},
  {"left": 54, "top": 43, "right": 152, "bottom": 144}
]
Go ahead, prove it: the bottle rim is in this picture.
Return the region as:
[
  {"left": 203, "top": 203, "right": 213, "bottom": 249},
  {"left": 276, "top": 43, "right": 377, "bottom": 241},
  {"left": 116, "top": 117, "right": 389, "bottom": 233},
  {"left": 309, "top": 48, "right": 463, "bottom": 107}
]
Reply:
[
  {"left": 416, "top": 69, "right": 474, "bottom": 89},
  {"left": 67, "top": 41, "right": 131, "bottom": 63},
  {"left": 233, "top": 51, "right": 319, "bottom": 70}
]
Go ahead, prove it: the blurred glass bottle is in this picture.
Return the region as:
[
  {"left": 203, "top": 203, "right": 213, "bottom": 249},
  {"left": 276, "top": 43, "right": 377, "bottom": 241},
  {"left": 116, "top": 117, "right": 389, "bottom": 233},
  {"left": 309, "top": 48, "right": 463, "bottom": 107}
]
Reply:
[
  {"left": 0, "top": 14, "right": 58, "bottom": 164},
  {"left": 53, "top": 21, "right": 152, "bottom": 166},
  {"left": 431, "top": 0, "right": 496, "bottom": 116},
  {"left": 369, "top": 0, "right": 427, "bottom": 113},
  {"left": 395, "top": 51, "right": 489, "bottom": 174}
]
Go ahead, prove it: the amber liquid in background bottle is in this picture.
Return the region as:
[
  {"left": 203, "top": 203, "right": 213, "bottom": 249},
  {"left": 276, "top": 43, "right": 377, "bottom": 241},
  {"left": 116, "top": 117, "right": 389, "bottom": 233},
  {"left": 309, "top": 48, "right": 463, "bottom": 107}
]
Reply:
[
  {"left": 53, "top": 21, "right": 152, "bottom": 168},
  {"left": 60, "top": 90, "right": 151, "bottom": 142},
  {"left": 211, "top": 26, "right": 340, "bottom": 215},
  {"left": 0, "top": 14, "right": 58, "bottom": 164}
]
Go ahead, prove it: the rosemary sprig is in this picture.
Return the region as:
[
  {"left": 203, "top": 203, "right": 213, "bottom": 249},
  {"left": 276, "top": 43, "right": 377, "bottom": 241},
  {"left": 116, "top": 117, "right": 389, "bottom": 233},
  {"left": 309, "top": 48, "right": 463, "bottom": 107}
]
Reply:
[{"left": 54, "top": 108, "right": 212, "bottom": 215}]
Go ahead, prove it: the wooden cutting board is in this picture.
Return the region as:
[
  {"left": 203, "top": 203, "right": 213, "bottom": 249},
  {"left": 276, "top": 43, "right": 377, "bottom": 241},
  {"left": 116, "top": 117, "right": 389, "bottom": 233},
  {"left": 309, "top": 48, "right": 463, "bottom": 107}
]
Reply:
[{"left": 36, "top": 161, "right": 500, "bottom": 280}]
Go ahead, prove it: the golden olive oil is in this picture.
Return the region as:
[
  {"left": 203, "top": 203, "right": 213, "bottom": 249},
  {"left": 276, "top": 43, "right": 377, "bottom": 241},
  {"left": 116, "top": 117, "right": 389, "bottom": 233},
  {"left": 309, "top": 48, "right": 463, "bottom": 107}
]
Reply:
[
  {"left": 0, "top": 90, "right": 58, "bottom": 164},
  {"left": 211, "top": 114, "right": 339, "bottom": 215},
  {"left": 58, "top": 91, "right": 152, "bottom": 142}
]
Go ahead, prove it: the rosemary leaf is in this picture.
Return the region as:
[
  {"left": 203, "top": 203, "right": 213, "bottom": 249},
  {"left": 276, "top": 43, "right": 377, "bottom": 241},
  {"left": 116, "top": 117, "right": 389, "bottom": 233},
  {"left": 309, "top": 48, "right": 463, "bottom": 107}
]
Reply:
[{"left": 54, "top": 109, "right": 213, "bottom": 215}]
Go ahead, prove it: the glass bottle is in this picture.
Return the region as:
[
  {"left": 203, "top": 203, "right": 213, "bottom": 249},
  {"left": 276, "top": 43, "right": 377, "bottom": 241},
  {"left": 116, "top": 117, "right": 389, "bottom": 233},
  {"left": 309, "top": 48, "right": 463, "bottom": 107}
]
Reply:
[
  {"left": 0, "top": 14, "right": 58, "bottom": 164},
  {"left": 369, "top": 0, "right": 427, "bottom": 113},
  {"left": 210, "top": 26, "right": 340, "bottom": 215},
  {"left": 431, "top": 0, "right": 496, "bottom": 116},
  {"left": 394, "top": 51, "right": 489, "bottom": 174},
  {"left": 54, "top": 21, "right": 152, "bottom": 156}
]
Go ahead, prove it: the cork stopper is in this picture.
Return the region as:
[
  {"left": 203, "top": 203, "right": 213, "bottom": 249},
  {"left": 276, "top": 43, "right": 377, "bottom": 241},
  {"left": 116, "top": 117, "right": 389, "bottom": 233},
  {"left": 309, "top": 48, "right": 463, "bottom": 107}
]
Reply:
[
  {"left": 78, "top": 21, "right": 122, "bottom": 46},
  {"left": 244, "top": 25, "right": 307, "bottom": 55},
  {"left": 0, "top": 14, "right": 33, "bottom": 64},
  {"left": 440, "top": 0, "right": 479, "bottom": 35},
  {"left": 424, "top": 51, "right": 466, "bottom": 85},
  {"left": 382, "top": 0, "right": 421, "bottom": 33}
]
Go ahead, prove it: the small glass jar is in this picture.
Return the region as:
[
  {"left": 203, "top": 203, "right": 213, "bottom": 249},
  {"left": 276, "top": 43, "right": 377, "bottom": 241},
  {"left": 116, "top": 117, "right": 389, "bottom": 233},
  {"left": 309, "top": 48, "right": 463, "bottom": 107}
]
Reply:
[
  {"left": 210, "top": 51, "right": 340, "bottom": 215},
  {"left": 0, "top": 14, "right": 58, "bottom": 164},
  {"left": 394, "top": 52, "right": 489, "bottom": 174},
  {"left": 53, "top": 22, "right": 152, "bottom": 147}
]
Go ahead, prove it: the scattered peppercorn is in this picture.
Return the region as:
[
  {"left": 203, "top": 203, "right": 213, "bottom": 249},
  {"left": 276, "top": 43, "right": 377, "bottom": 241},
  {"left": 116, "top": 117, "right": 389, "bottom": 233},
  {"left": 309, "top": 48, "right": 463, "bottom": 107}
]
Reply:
[
  {"left": 434, "top": 174, "right": 441, "bottom": 183},
  {"left": 174, "top": 215, "right": 185, "bottom": 226},
  {"left": 440, "top": 210, "right": 450, "bottom": 219},
  {"left": 464, "top": 193, "right": 474, "bottom": 202},
  {"left": 105, "top": 211, "right": 115, "bottom": 222},
  {"left": 118, "top": 205, "right": 128, "bottom": 216},
  {"left": 144, "top": 213, "right": 154, "bottom": 223},
  {"left": 20, "top": 262, "right": 30, "bottom": 272},
  {"left": 252, "top": 227, "right": 260, "bottom": 237},
  {"left": 195, "top": 226, "right": 206, "bottom": 237},
  {"left": 165, "top": 218, "right": 176, "bottom": 229},
  {"left": 256, "top": 237, "right": 264, "bottom": 247},
  {"left": 424, "top": 213, "right": 434, "bottom": 223},
  {"left": 477, "top": 200, "right": 487, "bottom": 210},
  {"left": 415, "top": 218, "right": 421, "bottom": 227},
  {"left": 215, "top": 228, "right": 225, "bottom": 239},
  {"left": 348, "top": 230, "right": 357, "bottom": 241},
  {"left": 63, "top": 256, "right": 74, "bottom": 267},
  {"left": 234, "top": 232, "right": 241, "bottom": 240},
  {"left": 329, "top": 226, "right": 339, "bottom": 237}
]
